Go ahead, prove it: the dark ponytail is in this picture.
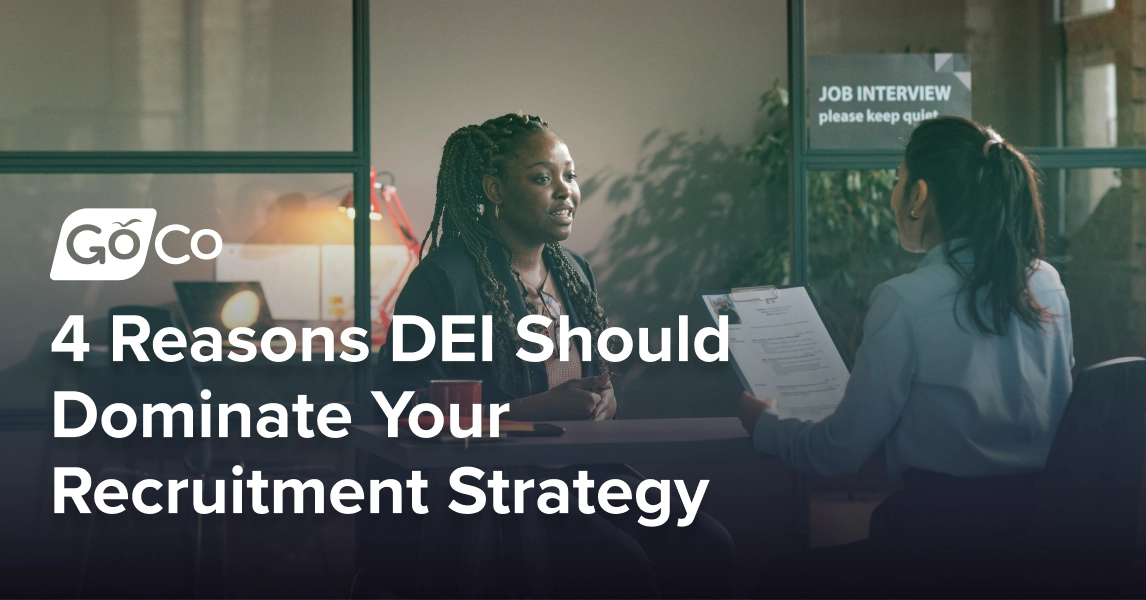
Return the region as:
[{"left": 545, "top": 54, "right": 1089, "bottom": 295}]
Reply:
[{"left": 903, "top": 116, "right": 1048, "bottom": 334}]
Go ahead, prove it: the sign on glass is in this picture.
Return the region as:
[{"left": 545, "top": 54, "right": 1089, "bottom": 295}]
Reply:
[{"left": 808, "top": 54, "right": 972, "bottom": 149}]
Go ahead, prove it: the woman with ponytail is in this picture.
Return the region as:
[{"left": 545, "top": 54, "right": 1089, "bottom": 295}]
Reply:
[
  {"left": 371, "top": 114, "right": 734, "bottom": 598},
  {"left": 740, "top": 117, "right": 1074, "bottom": 595}
]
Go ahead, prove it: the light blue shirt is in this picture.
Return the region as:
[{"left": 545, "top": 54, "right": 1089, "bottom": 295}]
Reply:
[{"left": 753, "top": 241, "right": 1075, "bottom": 478}]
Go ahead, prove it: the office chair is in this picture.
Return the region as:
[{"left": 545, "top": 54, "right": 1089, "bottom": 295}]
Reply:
[{"left": 1020, "top": 356, "right": 1146, "bottom": 597}]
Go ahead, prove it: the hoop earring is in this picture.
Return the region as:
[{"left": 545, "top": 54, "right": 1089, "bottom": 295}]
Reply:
[
  {"left": 908, "top": 209, "right": 920, "bottom": 221},
  {"left": 494, "top": 204, "right": 500, "bottom": 220}
]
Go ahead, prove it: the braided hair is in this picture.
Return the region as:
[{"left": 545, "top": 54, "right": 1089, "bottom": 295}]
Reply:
[{"left": 423, "top": 113, "right": 618, "bottom": 395}]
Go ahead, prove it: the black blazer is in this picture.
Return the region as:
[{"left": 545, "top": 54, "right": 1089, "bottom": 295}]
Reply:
[{"left": 373, "top": 237, "right": 601, "bottom": 407}]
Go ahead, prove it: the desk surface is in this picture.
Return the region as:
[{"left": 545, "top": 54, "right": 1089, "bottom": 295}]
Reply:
[{"left": 348, "top": 417, "right": 758, "bottom": 469}]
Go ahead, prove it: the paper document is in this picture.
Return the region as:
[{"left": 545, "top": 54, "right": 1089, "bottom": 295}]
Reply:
[{"left": 703, "top": 287, "right": 849, "bottom": 422}]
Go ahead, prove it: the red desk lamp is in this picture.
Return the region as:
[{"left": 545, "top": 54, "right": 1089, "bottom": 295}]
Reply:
[{"left": 340, "top": 169, "right": 420, "bottom": 343}]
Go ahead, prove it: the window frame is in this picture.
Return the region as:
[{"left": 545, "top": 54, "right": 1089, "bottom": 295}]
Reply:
[{"left": 0, "top": 0, "right": 374, "bottom": 429}]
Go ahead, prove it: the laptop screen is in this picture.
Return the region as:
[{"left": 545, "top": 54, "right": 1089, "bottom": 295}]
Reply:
[{"left": 173, "top": 281, "right": 276, "bottom": 337}]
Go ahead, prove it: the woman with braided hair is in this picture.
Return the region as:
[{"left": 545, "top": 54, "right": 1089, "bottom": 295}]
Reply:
[
  {"left": 377, "top": 113, "right": 618, "bottom": 418},
  {"left": 369, "top": 114, "right": 735, "bottom": 598}
]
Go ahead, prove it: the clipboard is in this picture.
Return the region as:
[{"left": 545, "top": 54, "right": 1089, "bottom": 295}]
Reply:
[{"left": 698, "top": 284, "right": 853, "bottom": 396}]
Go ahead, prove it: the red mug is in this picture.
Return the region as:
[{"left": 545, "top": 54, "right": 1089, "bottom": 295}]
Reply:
[{"left": 415, "top": 380, "right": 482, "bottom": 418}]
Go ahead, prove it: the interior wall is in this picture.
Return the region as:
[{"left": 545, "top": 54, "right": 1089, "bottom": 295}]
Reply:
[{"left": 369, "top": 0, "right": 789, "bottom": 256}]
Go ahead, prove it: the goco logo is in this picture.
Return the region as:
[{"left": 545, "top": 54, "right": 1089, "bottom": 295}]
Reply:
[{"left": 50, "top": 209, "right": 222, "bottom": 281}]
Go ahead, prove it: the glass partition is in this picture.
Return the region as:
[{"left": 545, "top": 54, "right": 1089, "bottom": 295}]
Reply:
[
  {"left": 0, "top": 0, "right": 352, "bottom": 151},
  {"left": 0, "top": 172, "right": 416, "bottom": 410},
  {"left": 1047, "top": 167, "right": 1146, "bottom": 368},
  {"left": 806, "top": 169, "right": 919, "bottom": 362},
  {"left": 805, "top": 0, "right": 1146, "bottom": 149}
]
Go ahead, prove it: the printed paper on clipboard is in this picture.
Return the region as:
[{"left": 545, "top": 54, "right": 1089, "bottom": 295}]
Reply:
[{"left": 701, "top": 285, "right": 850, "bottom": 422}]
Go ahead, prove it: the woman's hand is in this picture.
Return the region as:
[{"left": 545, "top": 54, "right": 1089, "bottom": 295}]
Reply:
[
  {"left": 738, "top": 392, "right": 778, "bottom": 435},
  {"left": 591, "top": 374, "right": 616, "bottom": 421},
  {"left": 545, "top": 375, "right": 614, "bottom": 421},
  {"left": 510, "top": 375, "right": 610, "bottom": 421}
]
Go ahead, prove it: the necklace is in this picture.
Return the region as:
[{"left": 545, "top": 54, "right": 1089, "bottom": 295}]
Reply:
[
  {"left": 515, "top": 265, "right": 551, "bottom": 313},
  {"left": 515, "top": 264, "right": 568, "bottom": 335}
]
